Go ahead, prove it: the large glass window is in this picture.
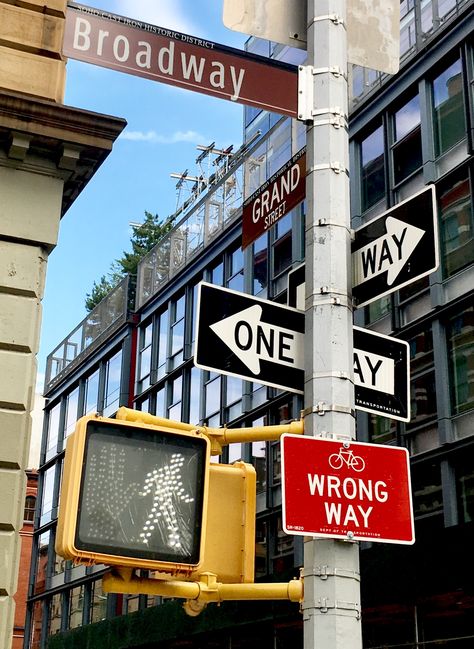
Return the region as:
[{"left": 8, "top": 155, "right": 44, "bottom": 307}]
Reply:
[
  {"left": 225, "top": 376, "right": 243, "bottom": 422},
  {"left": 267, "top": 118, "right": 291, "bottom": 176},
  {"left": 34, "top": 531, "right": 50, "bottom": 595},
  {"left": 168, "top": 374, "right": 182, "bottom": 420},
  {"left": 64, "top": 387, "right": 79, "bottom": 439},
  {"left": 253, "top": 233, "right": 268, "bottom": 296},
  {"left": 30, "top": 600, "right": 45, "bottom": 649},
  {"left": 204, "top": 372, "right": 221, "bottom": 423},
  {"left": 272, "top": 212, "right": 293, "bottom": 294},
  {"left": 49, "top": 593, "right": 62, "bottom": 636},
  {"left": 90, "top": 579, "right": 107, "bottom": 623},
  {"left": 40, "top": 466, "right": 56, "bottom": 527},
  {"left": 255, "top": 518, "right": 268, "bottom": 579},
  {"left": 170, "top": 295, "right": 185, "bottom": 370},
  {"left": 361, "top": 124, "right": 385, "bottom": 211},
  {"left": 227, "top": 247, "right": 244, "bottom": 292},
  {"left": 251, "top": 416, "right": 267, "bottom": 494},
  {"left": 447, "top": 306, "right": 474, "bottom": 415},
  {"left": 103, "top": 350, "right": 122, "bottom": 416},
  {"left": 137, "top": 321, "right": 153, "bottom": 393},
  {"left": 157, "top": 310, "right": 169, "bottom": 380},
  {"left": 368, "top": 415, "right": 397, "bottom": 445},
  {"left": 84, "top": 369, "right": 99, "bottom": 416},
  {"left": 407, "top": 371, "right": 438, "bottom": 431},
  {"left": 456, "top": 454, "right": 474, "bottom": 523},
  {"left": 406, "top": 326, "right": 437, "bottom": 432},
  {"left": 438, "top": 168, "right": 474, "bottom": 278},
  {"left": 392, "top": 94, "right": 422, "bottom": 184},
  {"left": 188, "top": 366, "right": 201, "bottom": 425},
  {"left": 45, "top": 403, "right": 61, "bottom": 462},
  {"left": 411, "top": 461, "right": 443, "bottom": 529},
  {"left": 433, "top": 59, "right": 466, "bottom": 156},
  {"left": 400, "top": 0, "right": 416, "bottom": 57},
  {"left": 68, "top": 586, "right": 84, "bottom": 629}
]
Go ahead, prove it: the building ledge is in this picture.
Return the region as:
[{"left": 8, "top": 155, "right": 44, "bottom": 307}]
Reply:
[{"left": 0, "top": 89, "right": 127, "bottom": 215}]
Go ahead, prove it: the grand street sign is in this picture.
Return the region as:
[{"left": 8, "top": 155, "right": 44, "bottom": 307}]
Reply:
[
  {"left": 63, "top": 3, "right": 298, "bottom": 117},
  {"left": 352, "top": 186, "right": 439, "bottom": 308},
  {"left": 281, "top": 435, "right": 415, "bottom": 545},
  {"left": 242, "top": 148, "right": 306, "bottom": 249},
  {"left": 195, "top": 283, "right": 304, "bottom": 393}
]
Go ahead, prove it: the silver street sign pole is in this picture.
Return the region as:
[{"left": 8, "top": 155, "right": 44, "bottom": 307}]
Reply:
[{"left": 302, "top": 1, "right": 363, "bottom": 649}]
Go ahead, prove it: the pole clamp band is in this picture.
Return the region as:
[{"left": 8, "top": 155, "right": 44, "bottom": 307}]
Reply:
[{"left": 302, "top": 403, "right": 355, "bottom": 417}]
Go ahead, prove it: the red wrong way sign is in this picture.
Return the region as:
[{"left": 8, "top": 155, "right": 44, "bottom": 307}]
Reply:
[
  {"left": 63, "top": 3, "right": 298, "bottom": 118},
  {"left": 281, "top": 435, "right": 415, "bottom": 545}
]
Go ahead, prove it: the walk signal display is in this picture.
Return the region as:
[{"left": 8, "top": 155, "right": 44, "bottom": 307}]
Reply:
[{"left": 56, "top": 416, "right": 210, "bottom": 573}]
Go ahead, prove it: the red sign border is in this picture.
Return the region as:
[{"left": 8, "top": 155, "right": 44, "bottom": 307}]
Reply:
[{"left": 281, "top": 434, "right": 415, "bottom": 545}]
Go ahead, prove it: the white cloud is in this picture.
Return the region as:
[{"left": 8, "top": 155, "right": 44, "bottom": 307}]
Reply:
[
  {"left": 114, "top": 0, "right": 199, "bottom": 35},
  {"left": 120, "top": 129, "right": 206, "bottom": 144}
]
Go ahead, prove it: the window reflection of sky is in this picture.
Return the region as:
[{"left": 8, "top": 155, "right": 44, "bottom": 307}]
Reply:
[{"left": 395, "top": 95, "right": 421, "bottom": 140}]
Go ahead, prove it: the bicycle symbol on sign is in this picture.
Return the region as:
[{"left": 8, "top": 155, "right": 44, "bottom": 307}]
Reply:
[{"left": 328, "top": 446, "right": 365, "bottom": 472}]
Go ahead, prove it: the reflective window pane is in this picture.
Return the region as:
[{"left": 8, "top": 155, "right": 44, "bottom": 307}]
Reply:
[
  {"left": 433, "top": 59, "right": 466, "bottom": 156},
  {"left": 40, "top": 466, "right": 55, "bottom": 526},
  {"left": 103, "top": 350, "right": 122, "bottom": 417},
  {"left": 188, "top": 367, "right": 201, "bottom": 425},
  {"left": 393, "top": 95, "right": 422, "bottom": 184},
  {"left": 361, "top": 125, "right": 385, "bottom": 211},
  {"left": 69, "top": 586, "right": 84, "bottom": 629},
  {"left": 34, "top": 531, "right": 50, "bottom": 595},
  {"left": 406, "top": 371, "right": 437, "bottom": 431},
  {"left": 157, "top": 311, "right": 169, "bottom": 379},
  {"left": 85, "top": 370, "right": 99, "bottom": 416},
  {"left": 253, "top": 233, "right": 268, "bottom": 296},
  {"left": 447, "top": 306, "right": 474, "bottom": 415},
  {"left": 49, "top": 593, "right": 62, "bottom": 636},
  {"left": 91, "top": 579, "right": 107, "bottom": 623},
  {"left": 45, "top": 403, "right": 61, "bottom": 462},
  {"left": 64, "top": 387, "right": 79, "bottom": 439},
  {"left": 438, "top": 170, "right": 473, "bottom": 278}
]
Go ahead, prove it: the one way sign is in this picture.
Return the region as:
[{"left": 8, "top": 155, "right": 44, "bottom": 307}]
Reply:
[
  {"left": 195, "top": 282, "right": 304, "bottom": 393},
  {"left": 352, "top": 186, "right": 439, "bottom": 308}
]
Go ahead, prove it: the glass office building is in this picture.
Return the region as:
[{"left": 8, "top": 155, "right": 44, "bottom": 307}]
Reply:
[{"left": 25, "top": 1, "right": 474, "bottom": 647}]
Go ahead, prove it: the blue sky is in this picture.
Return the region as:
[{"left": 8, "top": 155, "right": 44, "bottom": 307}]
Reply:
[{"left": 38, "top": 0, "right": 248, "bottom": 388}]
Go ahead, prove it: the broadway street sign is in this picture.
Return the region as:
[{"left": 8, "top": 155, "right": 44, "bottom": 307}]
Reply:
[
  {"left": 63, "top": 3, "right": 298, "bottom": 117},
  {"left": 195, "top": 282, "right": 304, "bottom": 393},
  {"left": 352, "top": 186, "right": 439, "bottom": 308}
]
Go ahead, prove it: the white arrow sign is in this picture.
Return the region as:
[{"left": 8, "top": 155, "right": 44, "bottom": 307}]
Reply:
[
  {"left": 210, "top": 304, "right": 305, "bottom": 375},
  {"left": 353, "top": 216, "right": 425, "bottom": 287}
]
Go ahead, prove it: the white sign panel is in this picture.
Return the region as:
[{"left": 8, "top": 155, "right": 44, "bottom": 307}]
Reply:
[{"left": 223, "top": 0, "right": 400, "bottom": 74}]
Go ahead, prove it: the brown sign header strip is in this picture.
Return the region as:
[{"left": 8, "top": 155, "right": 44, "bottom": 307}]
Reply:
[{"left": 63, "top": 3, "right": 298, "bottom": 118}]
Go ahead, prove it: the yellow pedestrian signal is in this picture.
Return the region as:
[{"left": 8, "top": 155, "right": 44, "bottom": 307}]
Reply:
[{"left": 56, "top": 415, "right": 211, "bottom": 574}]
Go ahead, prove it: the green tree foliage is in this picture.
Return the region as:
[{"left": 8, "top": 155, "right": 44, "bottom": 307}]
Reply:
[{"left": 85, "top": 211, "right": 174, "bottom": 312}]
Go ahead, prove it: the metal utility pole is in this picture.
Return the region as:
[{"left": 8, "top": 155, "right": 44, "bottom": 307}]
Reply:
[{"left": 302, "top": 1, "right": 363, "bottom": 649}]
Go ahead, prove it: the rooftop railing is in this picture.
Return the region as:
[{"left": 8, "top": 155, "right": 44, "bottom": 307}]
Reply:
[
  {"left": 135, "top": 134, "right": 265, "bottom": 309},
  {"left": 44, "top": 275, "right": 134, "bottom": 394}
]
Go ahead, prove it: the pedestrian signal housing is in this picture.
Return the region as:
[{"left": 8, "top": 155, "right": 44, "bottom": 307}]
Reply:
[{"left": 56, "top": 416, "right": 210, "bottom": 573}]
